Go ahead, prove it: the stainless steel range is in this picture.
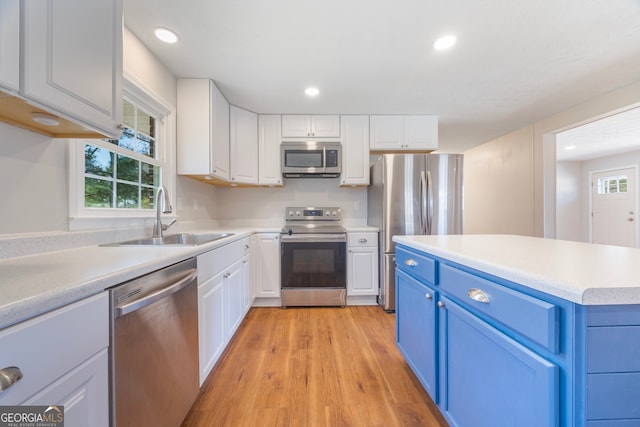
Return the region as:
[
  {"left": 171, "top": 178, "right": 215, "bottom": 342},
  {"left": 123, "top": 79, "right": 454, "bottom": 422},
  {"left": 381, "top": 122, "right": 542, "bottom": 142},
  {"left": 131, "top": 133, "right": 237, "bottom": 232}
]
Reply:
[{"left": 280, "top": 207, "right": 347, "bottom": 307}]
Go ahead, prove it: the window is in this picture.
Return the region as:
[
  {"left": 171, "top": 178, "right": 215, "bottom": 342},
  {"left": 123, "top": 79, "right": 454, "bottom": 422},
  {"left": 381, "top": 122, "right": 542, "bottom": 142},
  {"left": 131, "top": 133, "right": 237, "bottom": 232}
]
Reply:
[
  {"left": 84, "top": 100, "right": 161, "bottom": 210},
  {"left": 69, "top": 77, "right": 175, "bottom": 229},
  {"left": 597, "top": 175, "right": 628, "bottom": 195}
]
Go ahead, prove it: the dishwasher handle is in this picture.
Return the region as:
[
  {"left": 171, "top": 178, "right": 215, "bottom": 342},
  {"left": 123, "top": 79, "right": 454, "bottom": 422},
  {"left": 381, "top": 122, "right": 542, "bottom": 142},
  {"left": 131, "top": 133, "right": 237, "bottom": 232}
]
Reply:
[{"left": 115, "top": 269, "right": 197, "bottom": 318}]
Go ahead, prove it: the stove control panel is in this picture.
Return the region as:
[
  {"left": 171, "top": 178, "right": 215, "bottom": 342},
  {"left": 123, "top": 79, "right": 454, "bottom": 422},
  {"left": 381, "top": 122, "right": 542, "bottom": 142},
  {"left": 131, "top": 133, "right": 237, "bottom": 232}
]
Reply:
[{"left": 285, "top": 207, "right": 341, "bottom": 221}]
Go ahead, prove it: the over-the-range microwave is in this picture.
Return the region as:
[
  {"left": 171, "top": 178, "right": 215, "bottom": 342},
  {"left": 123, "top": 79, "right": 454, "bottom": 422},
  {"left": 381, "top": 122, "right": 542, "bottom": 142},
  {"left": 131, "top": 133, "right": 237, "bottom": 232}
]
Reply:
[{"left": 281, "top": 141, "right": 342, "bottom": 178}]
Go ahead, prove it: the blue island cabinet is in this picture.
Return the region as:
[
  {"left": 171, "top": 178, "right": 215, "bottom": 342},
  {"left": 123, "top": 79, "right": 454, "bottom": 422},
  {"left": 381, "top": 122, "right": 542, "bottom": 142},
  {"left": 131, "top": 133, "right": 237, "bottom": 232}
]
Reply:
[
  {"left": 395, "top": 244, "right": 578, "bottom": 427},
  {"left": 584, "top": 305, "right": 640, "bottom": 426},
  {"left": 396, "top": 268, "right": 438, "bottom": 401},
  {"left": 439, "top": 296, "right": 558, "bottom": 427}
]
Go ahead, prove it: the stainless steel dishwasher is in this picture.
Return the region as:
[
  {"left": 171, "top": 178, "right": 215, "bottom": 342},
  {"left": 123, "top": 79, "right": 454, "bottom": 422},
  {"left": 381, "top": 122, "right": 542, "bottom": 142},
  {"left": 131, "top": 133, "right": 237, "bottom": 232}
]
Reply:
[{"left": 109, "top": 258, "right": 199, "bottom": 427}]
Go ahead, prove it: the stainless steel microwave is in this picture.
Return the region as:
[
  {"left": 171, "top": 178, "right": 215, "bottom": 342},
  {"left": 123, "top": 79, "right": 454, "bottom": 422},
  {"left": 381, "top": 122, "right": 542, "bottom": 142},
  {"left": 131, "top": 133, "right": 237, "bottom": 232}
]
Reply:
[{"left": 281, "top": 141, "right": 342, "bottom": 178}]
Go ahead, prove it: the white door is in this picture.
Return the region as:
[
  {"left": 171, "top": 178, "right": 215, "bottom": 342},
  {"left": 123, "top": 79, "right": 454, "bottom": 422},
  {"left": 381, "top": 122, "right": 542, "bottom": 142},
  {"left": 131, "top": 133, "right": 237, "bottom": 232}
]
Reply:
[{"left": 591, "top": 167, "right": 637, "bottom": 247}]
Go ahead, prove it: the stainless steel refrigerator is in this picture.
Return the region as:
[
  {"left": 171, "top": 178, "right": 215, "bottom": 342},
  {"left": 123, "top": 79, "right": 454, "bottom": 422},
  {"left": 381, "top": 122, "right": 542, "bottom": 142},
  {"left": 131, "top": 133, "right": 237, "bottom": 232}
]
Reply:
[{"left": 368, "top": 154, "right": 463, "bottom": 311}]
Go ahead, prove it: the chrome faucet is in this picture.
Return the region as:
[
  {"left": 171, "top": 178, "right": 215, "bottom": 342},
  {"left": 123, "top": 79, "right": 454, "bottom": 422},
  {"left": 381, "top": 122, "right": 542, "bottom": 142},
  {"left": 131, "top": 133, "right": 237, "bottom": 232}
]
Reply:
[{"left": 153, "top": 186, "right": 176, "bottom": 238}]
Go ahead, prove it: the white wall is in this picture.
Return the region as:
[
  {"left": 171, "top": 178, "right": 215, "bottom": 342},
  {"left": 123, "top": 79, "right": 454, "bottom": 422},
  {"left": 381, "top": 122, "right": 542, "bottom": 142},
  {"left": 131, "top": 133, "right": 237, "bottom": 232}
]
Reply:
[
  {"left": 464, "top": 79, "right": 640, "bottom": 237},
  {"left": 0, "top": 28, "right": 220, "bottom": 237},
  {"left": 556, "top": 161, "right": 583, "bottom": 242},
  {"left": 463, "top": 126, "right": 535, "bottom": 235},
  {"left": 0, "top": 123, "right": 68, "bottom": 235},
  {"left": 214, "top": 178, "right": 367, "bottom": 226}
]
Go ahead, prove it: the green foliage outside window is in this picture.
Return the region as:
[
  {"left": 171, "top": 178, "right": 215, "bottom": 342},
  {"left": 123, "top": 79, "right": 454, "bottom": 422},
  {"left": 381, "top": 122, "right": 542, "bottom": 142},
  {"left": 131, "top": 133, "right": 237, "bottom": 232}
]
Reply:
[{"left": 84, "top": 100, "right": 161, "bottom": 209}]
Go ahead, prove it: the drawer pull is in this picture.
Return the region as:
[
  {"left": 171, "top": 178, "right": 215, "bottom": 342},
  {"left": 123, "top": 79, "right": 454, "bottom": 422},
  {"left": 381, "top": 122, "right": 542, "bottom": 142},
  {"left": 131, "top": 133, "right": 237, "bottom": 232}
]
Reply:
[
  {"left": 467, "top": 288, "right": 490, "bottom": 304},
  {"left": 425, "top": 293, "right": 432, "bottom": 300},
  {"left": 358, "top": 238, "right": 367, "bottom": 243},
  {"left": 0, "top": 366, "right": 23, "bottom": 393},
  {"left": 405, "top": 259, "right": 418, "bottom": 267}
]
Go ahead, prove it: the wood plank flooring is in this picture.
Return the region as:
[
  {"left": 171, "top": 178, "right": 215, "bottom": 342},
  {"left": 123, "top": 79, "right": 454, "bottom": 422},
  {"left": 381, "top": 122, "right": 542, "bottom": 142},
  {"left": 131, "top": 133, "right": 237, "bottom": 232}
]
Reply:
[{"left": 182, "top": 306, "right": 448, "bottom": 427}]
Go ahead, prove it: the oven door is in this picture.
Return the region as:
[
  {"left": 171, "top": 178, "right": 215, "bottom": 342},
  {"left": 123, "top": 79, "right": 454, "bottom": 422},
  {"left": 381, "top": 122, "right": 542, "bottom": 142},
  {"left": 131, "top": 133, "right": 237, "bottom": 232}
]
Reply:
[{"left": 280, "top": 233, "right": 346, "bottom": 289}]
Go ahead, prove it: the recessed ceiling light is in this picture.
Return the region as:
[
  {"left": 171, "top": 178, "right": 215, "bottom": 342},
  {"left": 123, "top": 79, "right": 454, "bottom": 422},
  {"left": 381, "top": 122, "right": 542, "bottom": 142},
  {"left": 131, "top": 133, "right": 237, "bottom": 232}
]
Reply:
[
  {"left": 565, "top": 145, "right": 577, "bottom": 150},
  {"left": 31, "top": 112, "right": 60, "bottom": 126},
  {"left": 433, "top": 35, "right": 456, "bottom": 51},
  {"left": 154, "top": 27, "right": 179, "bottom": 44},
  {"left": 305, "top": 87, "right": 320, "bottom": 97}
]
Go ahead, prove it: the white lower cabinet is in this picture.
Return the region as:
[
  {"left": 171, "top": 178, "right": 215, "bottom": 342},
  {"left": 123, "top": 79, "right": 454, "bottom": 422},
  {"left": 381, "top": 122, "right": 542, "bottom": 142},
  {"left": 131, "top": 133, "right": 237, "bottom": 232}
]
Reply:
[
  {"left": 23, "top": 350, "right": 108, "bottom": 427},
  {"left": 0, "top": 293, "right": 109, "bottom": 427},
  {"left": 251, "top": 233, "right": 281, "bottom": 301},
  {"left": 197, "top": 237, "right": 251, "bottom": 384},
  {"left": 347, "top": 232, "right": 379, "bottom": 300}
]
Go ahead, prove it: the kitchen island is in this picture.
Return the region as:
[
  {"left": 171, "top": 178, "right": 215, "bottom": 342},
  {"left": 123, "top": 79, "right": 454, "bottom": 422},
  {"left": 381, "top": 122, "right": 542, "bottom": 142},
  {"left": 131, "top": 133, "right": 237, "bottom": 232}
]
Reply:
[{"left": 393, "top": 234, "right": 640, "bottom": 427}]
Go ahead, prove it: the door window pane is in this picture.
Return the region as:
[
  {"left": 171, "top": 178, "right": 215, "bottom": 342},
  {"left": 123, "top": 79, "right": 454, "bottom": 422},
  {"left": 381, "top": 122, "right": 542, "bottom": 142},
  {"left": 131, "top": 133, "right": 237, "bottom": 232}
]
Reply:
[{"left": 598, "top": 175, "right": 628, "bottom": 194}]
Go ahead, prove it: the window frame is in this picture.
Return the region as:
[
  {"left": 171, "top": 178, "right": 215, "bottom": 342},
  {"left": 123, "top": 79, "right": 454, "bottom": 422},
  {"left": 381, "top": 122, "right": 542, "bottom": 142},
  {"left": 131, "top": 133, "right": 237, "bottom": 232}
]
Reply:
[{"left": 68, "top": 75, "right": 176, "bottom": 230}]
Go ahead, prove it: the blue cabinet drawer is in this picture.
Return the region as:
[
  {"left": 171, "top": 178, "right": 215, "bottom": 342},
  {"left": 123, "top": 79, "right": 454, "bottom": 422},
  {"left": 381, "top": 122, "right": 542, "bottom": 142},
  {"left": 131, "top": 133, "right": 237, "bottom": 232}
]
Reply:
[
  {"left": 395, "top": 246, "right": 436, "bottom": 286},
  {"left": 588, "top": 421, "right": 640, "bottom": 427},
  {"left": 586, "top": 372, "right": 640, "bottom": 420},
  {"left": 587, "top": 326, "right": 640, "bottom": 372},
  {"left": 440, "top": 264, "right": 559, "bottom": 353}
]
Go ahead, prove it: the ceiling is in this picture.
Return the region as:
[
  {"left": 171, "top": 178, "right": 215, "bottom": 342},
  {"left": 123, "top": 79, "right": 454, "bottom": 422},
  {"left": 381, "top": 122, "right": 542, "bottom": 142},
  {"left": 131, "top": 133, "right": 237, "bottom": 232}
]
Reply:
[
  {"left": 556, "top": 107, "right": 640, "bottom": 161},
  {"left": 123, "top": 0, "right": 640, "bottom": 153}
]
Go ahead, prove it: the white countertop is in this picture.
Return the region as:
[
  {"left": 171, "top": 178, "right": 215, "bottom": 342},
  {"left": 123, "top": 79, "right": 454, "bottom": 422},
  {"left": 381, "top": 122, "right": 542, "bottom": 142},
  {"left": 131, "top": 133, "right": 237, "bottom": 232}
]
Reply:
[
  {"left": 393, "top": 234, "right": 640, "bottom": 305},
  {"left": 0, "top": 225, "right": 378, "bottom": 330},
  {"left": 0, "top": 229, "right": 254, "bottom": 329}
]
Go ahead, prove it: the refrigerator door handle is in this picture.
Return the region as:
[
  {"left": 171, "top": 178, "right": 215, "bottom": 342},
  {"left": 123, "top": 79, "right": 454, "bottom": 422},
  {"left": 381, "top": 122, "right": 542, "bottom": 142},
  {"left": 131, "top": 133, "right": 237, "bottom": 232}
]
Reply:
[
  {"left": 420, "top": 171, "right": 428, "bottom": 234},
  {"left": 426, "top": 170, "right": 433, "bottom": 234}
]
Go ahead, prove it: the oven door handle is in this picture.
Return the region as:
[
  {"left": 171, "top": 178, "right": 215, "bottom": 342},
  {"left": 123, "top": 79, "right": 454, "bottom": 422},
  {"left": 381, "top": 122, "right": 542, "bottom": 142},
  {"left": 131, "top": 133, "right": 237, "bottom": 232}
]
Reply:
[{"left": 280, "top": 234, "right": 346, "bottom": 243}]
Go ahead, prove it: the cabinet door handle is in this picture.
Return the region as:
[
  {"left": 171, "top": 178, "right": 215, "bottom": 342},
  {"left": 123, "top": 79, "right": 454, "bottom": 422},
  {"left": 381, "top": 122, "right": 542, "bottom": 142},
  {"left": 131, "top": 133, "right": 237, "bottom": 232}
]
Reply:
[
  {"left": 405, "top": 259, "right": 418, "bottom": 267},
  {"left": 437, "top": 301, "right": 445, "bottom": 308},
  {"left": 358, "top": 238, "right": 367, "bottom": 243},
  {"left": 0, "top": 366, "right": 23, "bottom": 393},
  {"left": 467, "top": 288, "right": 490, "bottom": 304},
  {"left": 425, "top": 293, "right": 432, "bottom": 300}
]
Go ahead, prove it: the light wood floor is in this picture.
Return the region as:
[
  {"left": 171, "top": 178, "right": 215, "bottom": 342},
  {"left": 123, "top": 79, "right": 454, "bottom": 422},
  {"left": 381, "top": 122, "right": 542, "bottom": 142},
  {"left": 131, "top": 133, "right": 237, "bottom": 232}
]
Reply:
[{"left": 182, "top": 306, "right": 448, "bottom": 427}]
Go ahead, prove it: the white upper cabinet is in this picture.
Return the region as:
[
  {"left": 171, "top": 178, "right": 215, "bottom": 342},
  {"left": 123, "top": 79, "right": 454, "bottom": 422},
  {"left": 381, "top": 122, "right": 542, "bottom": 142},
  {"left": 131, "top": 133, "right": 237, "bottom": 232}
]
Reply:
[
  {"left": 370, "top": 115, "right": 438, "bottom": 151},
  {"left": 340, "top": 115, "right": 370, "bottom": 186},
  {"left": 0, "top": 0, "right": 19, "bottom": 93},
  {"left": 230, "top": 105, "right": 258, "bottom": 184},
  {"left": 177, "top": 79, "right": 230, "bottom": 180},
  {"left": 282, "top": 115, "right": 340, "bottom": 138},
  {"left": 20, "top": 0, "right": 123, "bottom": 138},
  {"left": 258, "top": 115, "right": 283, "bottom": 186}
]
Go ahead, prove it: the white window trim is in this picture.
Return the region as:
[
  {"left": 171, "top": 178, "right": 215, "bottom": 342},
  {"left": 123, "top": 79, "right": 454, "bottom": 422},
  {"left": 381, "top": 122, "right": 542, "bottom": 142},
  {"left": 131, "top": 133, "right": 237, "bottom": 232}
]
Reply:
[{"left": 68, "top": 74, "right": 176, "bottom": 231}]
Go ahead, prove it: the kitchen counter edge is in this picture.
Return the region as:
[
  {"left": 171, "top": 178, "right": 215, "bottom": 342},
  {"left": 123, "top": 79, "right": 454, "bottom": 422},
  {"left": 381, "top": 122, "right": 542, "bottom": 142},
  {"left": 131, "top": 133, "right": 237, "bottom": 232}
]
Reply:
[
  {"left": 0, "top": 229, "right": 254, "bottom": 330},
  {"left": 393, "top": 234, "right": 640, "bottom": 306}
]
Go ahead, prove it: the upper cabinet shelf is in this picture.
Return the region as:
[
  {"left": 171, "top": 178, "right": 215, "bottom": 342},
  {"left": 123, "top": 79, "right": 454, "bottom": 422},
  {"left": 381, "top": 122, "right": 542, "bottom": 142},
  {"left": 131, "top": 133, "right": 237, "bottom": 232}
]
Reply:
[
  {"left": 0, "top": 0, "right": 123, "bottom": 139},
  {"left": 282, "top": 115, "right": 340, "bottom": 138},
  {"left": 177, "top": 79, "right": 230, "bottom": 181},
  {"left": 370, "top": 115, "right": 438, "bottom": 151}
]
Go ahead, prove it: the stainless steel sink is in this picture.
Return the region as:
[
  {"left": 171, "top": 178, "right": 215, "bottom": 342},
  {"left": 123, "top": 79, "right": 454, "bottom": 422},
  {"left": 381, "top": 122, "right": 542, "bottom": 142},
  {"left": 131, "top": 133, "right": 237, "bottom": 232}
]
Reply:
[{"left": 104, "top": 232, "right": 234, "bottom": 247}]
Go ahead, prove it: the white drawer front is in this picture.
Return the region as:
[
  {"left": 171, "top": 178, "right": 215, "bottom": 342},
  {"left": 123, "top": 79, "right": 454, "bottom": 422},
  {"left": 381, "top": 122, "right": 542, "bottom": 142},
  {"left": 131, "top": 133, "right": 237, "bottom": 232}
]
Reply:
[
  {"left": 347, "top": 232, "right": 377, "bottom": 247},
  {"left": 0, "top": 293, "right": 108, "bottom": 404},
  {"left": 198, "top": 237, "right": 250, "bottom": 282}
]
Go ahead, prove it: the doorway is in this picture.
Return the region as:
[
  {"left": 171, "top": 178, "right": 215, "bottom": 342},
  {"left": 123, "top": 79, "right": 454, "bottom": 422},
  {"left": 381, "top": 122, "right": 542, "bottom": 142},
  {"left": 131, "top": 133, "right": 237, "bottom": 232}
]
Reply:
[
  {"left": 554, "top": 107, "right": 640, "bottom": 246},
  {"left": 590, "top": 167, "right": 637, "bottom": 247}
]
